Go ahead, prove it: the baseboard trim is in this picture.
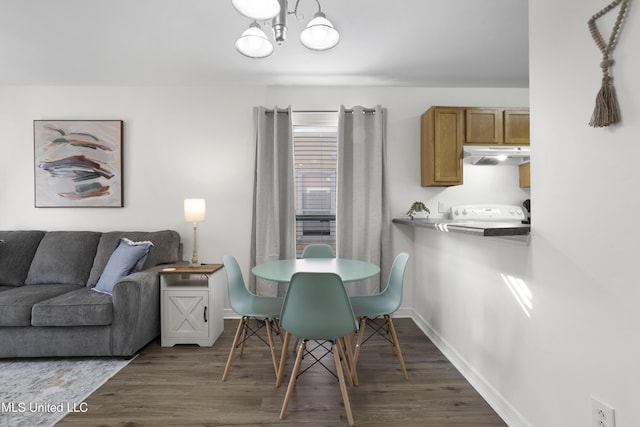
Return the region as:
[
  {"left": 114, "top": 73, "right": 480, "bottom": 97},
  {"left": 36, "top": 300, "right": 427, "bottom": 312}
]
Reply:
[{"left": 409, "top": 309, "right": 531, "bottom": 427}]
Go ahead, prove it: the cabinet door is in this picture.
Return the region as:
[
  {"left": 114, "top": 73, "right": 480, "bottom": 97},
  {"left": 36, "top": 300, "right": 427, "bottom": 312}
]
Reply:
[
  {"left": 164, "top": 289, "right": 209, "bottom": 339},
  {"left": 519, "top": 162, "right": 530, "bottom": 188},
  {"left": 421, "top": 107, "right": 463, "bottom": 187},
  {"left": 504, "top": 110, "right": 530, "bottom": 145},
  {"left": 465, "top": 108, "right": 503, "bottom": 144}
]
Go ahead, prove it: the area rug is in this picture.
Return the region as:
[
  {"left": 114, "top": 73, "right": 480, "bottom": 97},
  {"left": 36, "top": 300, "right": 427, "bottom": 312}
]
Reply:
[{"left": 0, "top": 356, "right": 135, "bottom": 427}]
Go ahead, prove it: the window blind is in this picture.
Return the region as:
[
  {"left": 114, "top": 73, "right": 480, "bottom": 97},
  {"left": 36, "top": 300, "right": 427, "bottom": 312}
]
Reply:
[{"left": 292, "top": 112, "right": 338, "bottom": 258}]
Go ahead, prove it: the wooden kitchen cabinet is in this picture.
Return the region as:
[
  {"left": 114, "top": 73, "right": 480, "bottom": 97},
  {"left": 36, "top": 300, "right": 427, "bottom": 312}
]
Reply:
[
  {"left": 421, "top": 107, "right": 463, "bottom": 187},
  {"left": 519, "top": 162, "right": 530, "bottom": 188},
  {"left": 504, "top": 109, "right": 530, "bottom": 144},
  {"left": 465, "top": 108, "right": 529, "bottom": 145},
  {"left": 465, "top": 108, "right": 503, "bottom": 144}
]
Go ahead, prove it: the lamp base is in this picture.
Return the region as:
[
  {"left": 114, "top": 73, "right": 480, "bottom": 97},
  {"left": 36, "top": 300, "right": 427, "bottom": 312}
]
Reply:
[{"left": 189, "top": 262, "right": 202, "bottom": 268}]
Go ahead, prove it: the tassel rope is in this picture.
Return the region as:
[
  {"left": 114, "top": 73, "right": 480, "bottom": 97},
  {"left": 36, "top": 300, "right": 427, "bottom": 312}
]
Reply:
[{"left": 587, "top": 0, "right": 629, "bottom": 128}]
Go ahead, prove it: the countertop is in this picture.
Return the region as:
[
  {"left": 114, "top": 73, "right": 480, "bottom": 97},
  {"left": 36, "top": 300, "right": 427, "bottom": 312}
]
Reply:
[{"left": 392, "top": 217, "right": 531, "bottom": 237}]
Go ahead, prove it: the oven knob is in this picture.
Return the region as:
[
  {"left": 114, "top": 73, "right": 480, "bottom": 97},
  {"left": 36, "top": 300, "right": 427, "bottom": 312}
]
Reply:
[
  {"left": 462, "top": 208, "right": 468, "bottom": 215},
  {"left": 453, "top": 209, "right": 459, "bottom": 216}
]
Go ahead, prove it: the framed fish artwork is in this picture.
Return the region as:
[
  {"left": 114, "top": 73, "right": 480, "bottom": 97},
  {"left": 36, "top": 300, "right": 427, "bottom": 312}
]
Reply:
[{"left": 34, "top": 120, "right": 123, "bottom": 207}]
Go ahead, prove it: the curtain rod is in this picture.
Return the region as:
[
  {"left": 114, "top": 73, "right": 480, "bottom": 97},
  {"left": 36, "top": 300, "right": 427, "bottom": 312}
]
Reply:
[{"left": 264, "top": 108, "right": 382, "bottom": 114}]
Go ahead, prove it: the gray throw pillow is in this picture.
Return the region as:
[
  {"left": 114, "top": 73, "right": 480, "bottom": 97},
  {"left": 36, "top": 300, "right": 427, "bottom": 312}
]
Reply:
[{"left": 94, "top": 238, "right": 153, "bottom": 295}]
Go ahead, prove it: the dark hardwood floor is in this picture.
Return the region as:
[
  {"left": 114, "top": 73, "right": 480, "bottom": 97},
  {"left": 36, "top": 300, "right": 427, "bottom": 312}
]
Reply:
[{"left": 58, "top": 318, "right": 506, "bottom": 426}]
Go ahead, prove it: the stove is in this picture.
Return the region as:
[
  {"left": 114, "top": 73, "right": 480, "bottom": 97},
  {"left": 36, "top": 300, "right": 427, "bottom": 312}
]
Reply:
[
  {"left": 442, "top": 205, "right": 529, "bottom": 236},
  {"left": 450, "top": 204, "right": 525, "bottom": 222},
  {"left": 392, "top": 204, "right": 530, "bottom": 237}
]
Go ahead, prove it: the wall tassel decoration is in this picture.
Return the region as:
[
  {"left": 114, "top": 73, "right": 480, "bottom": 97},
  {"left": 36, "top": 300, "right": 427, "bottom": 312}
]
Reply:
[{"left": 587, "top": 0, "right": 630, "bottom": 128}]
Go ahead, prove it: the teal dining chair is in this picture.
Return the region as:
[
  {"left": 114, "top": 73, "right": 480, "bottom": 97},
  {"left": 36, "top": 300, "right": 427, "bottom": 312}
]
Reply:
[
  {"left": 301, "top": 243, "right": 335, "bottom": 258},
  {"left": 220, "top": 254, "right": 283, "bottom": 381},
  {"left": 350, "top": 252, "right": 410, "bottom": 380},
  {"left": 277, "top": 272, "right": 359, "bottom": 426}
]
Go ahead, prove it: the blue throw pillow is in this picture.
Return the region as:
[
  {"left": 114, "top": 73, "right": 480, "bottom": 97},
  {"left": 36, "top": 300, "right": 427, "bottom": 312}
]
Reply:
[{"left": 94, "top": 238, "right": 153, "bottom": 295}]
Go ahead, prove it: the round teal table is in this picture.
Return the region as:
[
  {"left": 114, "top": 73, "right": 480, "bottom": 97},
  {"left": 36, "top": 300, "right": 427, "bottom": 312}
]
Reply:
[{"left": 252, "top": 258, "right": 380, "bottom": 283}]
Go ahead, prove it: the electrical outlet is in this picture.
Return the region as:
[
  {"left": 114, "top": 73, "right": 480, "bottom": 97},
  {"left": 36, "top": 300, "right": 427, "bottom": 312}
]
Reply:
[
  {"left": 592, "top": 396, "right": 615, "bottom": 427},
  {"left": 438, "top": 201, "right": 447, "bottom": 213}
]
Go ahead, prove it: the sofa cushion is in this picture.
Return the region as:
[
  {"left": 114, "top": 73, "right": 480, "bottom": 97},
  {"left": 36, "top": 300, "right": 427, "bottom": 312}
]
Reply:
[
  {"left": 87, "top": 230, "right": 181, "bottom": 287},
  {"left": 25, "top": 231, "right": 102, "bottom": 286},
  {"left": 94, "top": 238, "right": 153, "bottom": 294},
  {"left": 31, "top": 287, "right": 113, "bottom": 326},
  {"left": 0, "top": 284, "right": 81, "bottom": 326},
  {"left": 0, "top": 231, "right": 46, "bottom": 286}
]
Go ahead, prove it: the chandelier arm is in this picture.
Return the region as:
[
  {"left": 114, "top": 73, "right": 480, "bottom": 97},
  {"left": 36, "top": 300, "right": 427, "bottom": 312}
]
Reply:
[
  {"left": 290, "top": 0, "right": 323, "bottom": 18},
  {"left": 290, "top": 0, "right": 301, "bottom": 16}
]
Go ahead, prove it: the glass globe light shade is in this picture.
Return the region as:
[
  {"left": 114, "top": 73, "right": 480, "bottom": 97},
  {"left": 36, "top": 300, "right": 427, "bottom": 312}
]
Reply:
[
  {"left": 235, "top": 23, "right": 274, "bottom": 58},
  {"left": 232, "top": 0, "right": 280, "bottom": 20},
  {"left": 300, "top": 13, "right": 340, "bottom": 51}
]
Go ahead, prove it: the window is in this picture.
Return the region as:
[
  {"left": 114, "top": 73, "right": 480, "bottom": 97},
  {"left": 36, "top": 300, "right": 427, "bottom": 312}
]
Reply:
[{"left": 292, "top": 112, "right": 338, "bottom": 258}]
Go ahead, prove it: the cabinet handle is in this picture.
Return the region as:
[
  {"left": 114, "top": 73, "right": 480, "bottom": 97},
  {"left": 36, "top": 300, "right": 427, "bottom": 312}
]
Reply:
[{"left": 204, "top": 306, "right": 208, "bottom": 323}]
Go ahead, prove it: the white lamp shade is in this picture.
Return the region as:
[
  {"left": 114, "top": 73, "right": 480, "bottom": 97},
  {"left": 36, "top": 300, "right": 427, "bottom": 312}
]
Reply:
[
  {"left": 232, "top": 0, "right": 280, "bottom": 20},
  {"left": 236, "top": 23, "right": 274, "bottom": 58},
  {"left": 184, "top": 199, "right": 206, "bottom": 222},
  {"left": 300, "top": 13, "right": 340, "bottom": 51}
]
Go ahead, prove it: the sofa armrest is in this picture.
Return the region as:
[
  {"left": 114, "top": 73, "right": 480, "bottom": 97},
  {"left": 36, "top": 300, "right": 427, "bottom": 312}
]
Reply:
[{"left": 109, "top": 266, "right": 164, "bottom": 355}]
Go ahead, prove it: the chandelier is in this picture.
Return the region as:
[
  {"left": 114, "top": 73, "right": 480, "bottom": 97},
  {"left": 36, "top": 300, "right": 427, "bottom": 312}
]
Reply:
[{"left": 233, "top": 0, "right": 340, "bottom": 58}]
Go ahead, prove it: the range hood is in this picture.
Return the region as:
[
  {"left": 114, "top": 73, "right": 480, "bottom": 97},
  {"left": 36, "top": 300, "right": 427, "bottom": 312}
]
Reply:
[{"left": 463, "top": 145, "right": 530, "bottom": 166}]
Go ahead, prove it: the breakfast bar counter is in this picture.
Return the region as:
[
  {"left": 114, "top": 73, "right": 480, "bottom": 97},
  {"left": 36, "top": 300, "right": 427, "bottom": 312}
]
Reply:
[{"left": 392, "top": 217, "right": 531, "bottom": 238}]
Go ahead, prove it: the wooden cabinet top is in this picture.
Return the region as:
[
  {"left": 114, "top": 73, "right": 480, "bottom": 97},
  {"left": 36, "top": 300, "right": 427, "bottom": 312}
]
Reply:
[{"left": 159, "top": 263, "right": 223, "bottom": 275}]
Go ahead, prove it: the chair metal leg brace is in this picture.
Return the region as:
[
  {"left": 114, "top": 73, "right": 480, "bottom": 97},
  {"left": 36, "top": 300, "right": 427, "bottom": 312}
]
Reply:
[
  {"left": 279, "top": 339, "right": 355, "bottom": 426},
  {"left": 353, "top": 315, "right": 409, "bottom": 380},
  {"left": 294, "top": 340, "right": 341, "bottom": 381},
  {"left": 222, "top": 316, "right": 280, "bottom": 381}
]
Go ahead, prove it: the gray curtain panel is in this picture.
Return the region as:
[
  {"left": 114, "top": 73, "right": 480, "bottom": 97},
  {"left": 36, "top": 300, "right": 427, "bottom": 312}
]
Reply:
[
  {"left": 337, "top": 105, "right": 392, "bottom": 296},
  {"left": 250, "top": 106, "right": 296, "bottom": 296}
]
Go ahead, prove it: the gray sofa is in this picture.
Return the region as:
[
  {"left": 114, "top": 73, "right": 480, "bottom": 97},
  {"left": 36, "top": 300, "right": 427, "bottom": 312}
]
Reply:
[{"left": 0, "top": 230, "right": 181, "bottom": 358}]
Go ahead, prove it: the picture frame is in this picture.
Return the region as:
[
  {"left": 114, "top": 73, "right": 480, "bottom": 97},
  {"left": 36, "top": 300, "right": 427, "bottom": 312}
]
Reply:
[{"left": 34, "top": 120, "right": 123, "bottom": 207}]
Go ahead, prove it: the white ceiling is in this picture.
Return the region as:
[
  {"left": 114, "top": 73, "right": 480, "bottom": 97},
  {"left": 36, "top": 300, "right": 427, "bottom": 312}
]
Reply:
[{"left": 0, "top": 0, "right": 529, "bottom": 87}]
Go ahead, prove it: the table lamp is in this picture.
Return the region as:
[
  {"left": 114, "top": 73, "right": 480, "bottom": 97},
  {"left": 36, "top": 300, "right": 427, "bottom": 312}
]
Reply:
[{"left": 184, "top": 198, "right": 206, "bottom": 267}]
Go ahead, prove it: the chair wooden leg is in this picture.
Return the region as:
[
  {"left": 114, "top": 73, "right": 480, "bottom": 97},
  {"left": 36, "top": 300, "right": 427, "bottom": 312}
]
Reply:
[
  {"left": 280, "top": 340, "right": 306, "bottom": 420},
  {"left": 276, "top": 331, "right": 291, "bottom": 387},
  {"left": 336, "top": 338, "right": 354, "bottom": 387},
  {"left": 239, "top": 317, "right": 249, "bottom": 356},
  {"left": 222, "top": 316, "right": 247, "bottom": 381},
  {"left": 385, "top": 315, "right": 408, "bottom": 380},
  {"left": 333, "top": 342, "right": 355, "bottom": 426},
  {"left": 353, "top": 316, "right": 367, "bottom": 367},
  {"left": 265, "top": 318, "right": 279, "bottom": 377},
  {"left": 342, "top": 334, "right": 358, "bottom": 386},
  {"left": 273, "top": 318, "right": 284, "bottom": 344}
]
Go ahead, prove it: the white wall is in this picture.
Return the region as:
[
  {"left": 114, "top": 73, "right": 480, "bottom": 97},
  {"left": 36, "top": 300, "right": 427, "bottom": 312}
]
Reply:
[
  {"left": 0, "top": 86, "right": 267, "bottom": 278},
  {"left": 528, "top": 0, "right": 639, "bottom": 426},
  {"left": 404, "top": 2, "right": 640, "bottom": 427},
  {"left": 0, "top": 85, "right": 528, "bottom": 281}
]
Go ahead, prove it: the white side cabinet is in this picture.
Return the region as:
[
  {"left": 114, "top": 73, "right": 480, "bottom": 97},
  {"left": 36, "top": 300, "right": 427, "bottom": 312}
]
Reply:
[{"left": 159, "top": 263, "right": 224, "bottom": 347}]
